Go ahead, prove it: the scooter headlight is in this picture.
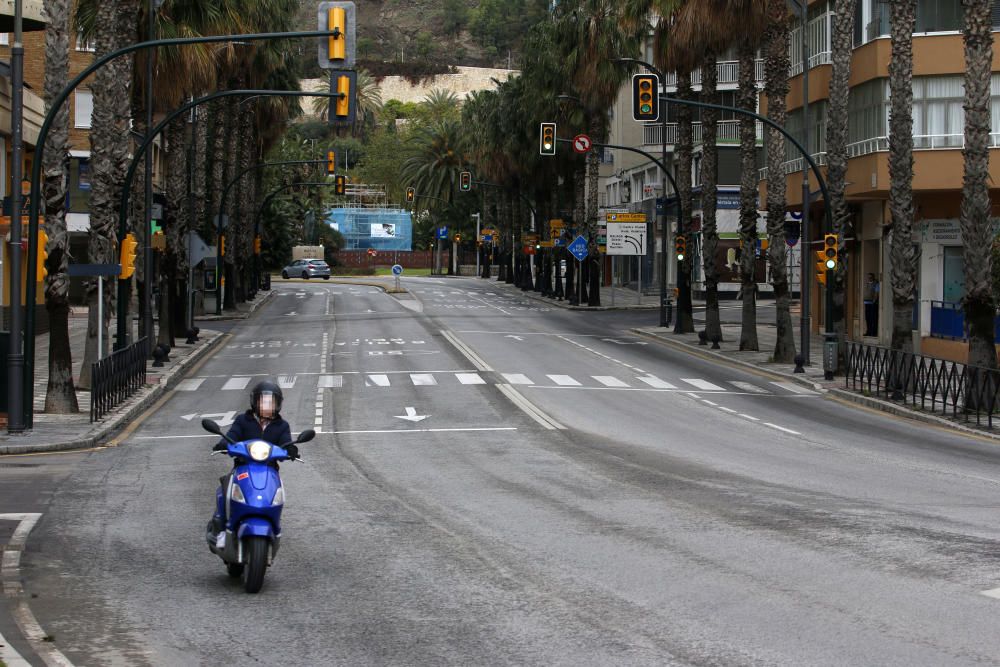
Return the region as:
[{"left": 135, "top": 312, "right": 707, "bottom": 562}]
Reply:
[
  {"left": 248, "top": 440, "right": 272, "bottom": 462},
  {"left": 271, "top": 486, "right": 285, "bottom": 506}
]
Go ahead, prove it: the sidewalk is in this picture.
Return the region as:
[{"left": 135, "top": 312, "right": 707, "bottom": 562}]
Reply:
[
  {"left": 492, "top": 278, "right": 1000, "bottom": 440},
  {"left": 0, "top": 290, "right": 275, "bottom": 455}
]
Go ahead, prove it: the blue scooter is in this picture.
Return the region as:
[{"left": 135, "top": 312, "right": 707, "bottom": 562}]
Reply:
[{"left": 202, "top": 419, "right": 314, "bottom": 593}]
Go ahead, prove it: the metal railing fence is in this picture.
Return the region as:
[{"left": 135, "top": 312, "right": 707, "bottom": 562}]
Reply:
[
  {"left": 845, "top": 341, "right": 1000, "bottom": 428},
  {"left": 90, "top": 337, "right": 148, "bottom": 422}
]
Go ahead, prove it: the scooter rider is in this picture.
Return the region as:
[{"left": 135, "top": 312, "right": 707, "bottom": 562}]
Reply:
[{"left": 209, "top": 381, "right": 297, "bottom": 535}]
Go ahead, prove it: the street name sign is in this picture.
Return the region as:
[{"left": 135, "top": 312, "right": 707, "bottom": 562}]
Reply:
[
  {"left": 606, "top": 222, "right": 647, "bottom": 256},
  {"left": 606, "top": 212, "right": 647, "bottom": 223},
  {"left": 568, "top": 235, "right": 589, "bottom": 261}
]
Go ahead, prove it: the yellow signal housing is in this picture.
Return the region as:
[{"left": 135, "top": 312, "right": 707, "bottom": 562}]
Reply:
[
  {"left": 336, "top": 75, "right": 350, "bottom": 117},
  {"left": 36, "top": 229, "right": 49, "bottom": 282},
  {"left": 335, "top": 174, "right": 346, "bottom": 195},
  {"left": 328, "top": 7, "right": 346, "bottom": 61},
  {"left": 220, "top": 234, "right": 226, "bottom": 257},
  {"left": 119, "top": 232, "right": 138, "bottom": 279},
  {"left": 405, "top": 187, "right": 415, "bottom": 202},
  {"left": 327, "top": 150, "right": 336, "bottom": 174},
  {"left": 253, "top": 236, "right": 261, "bottom": 255}
]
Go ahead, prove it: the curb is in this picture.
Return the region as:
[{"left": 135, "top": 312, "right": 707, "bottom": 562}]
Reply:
[
  {"left": 269, "top": 277, "right": 404, "bottom": 293},
  {"left": 492, "top": 279, "right": 658, "bottom": 311},
  {"left": 0, "top": 330, "right": 230, "bottom": 455},
  {"left": 195, "top": 289, "right": 276, "bottom": 321},
  {"left": 632, "top": 327, "right": 1000, "bottom": 443}
]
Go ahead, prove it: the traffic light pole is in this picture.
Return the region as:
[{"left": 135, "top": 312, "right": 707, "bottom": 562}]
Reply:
[
  {"left": 6, "top": 0, "right": 24, "bottom": 431},
  {"left": 17, "top": 29, "right": 340, "bottom": 429}
]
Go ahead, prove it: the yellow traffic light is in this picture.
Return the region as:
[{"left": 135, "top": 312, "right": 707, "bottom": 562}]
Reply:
[
  {"left": 675, "top": 234, "right": 686, "bottom": 261},
  {"left": 119, "top": 233, "right": 138, "bottom": 279},
  {"left": 220, "top": 234, "right": 226, "bottom": 257},
  {"left": 253, "top": 236, "right": 261, "bottom": 255},
  {"left": 36, "top": 229, "right": 48, "bottom": 282},
  {"left": 823, "top": 233, "right": 838, "bottom": 270},
  {"left": 328, "top": 7, "right": 346, "bottom": 61},
  {"left": 405, "top": 187, "right": 415, "bottom": 203},
  {"left": 336, "top": 75, "right": 350, "bottom": 117},
  {"left": 540, "top": 122, "right": 556, "bottom": 156},
  {"left": 632, "top": 74, "right": 661, "bottom": 121},
  {"left": 327, "top": 150, "right": 336, "bottom": 175},
  {"left": 335, "top": 174, "right": 346, "bottom": 195}
]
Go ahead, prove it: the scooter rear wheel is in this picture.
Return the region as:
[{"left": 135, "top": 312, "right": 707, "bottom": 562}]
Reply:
[{"left": 242, "top": 536, "right": 268, "bottom": 593}]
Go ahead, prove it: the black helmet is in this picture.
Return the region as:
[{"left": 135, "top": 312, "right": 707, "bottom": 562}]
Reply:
[{"left": 250, "top": 380, "right": 283, "bottom": 419}]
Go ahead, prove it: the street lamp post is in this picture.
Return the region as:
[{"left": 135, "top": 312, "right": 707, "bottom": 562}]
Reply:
[
  {"left": 141, "top": 0, "right": 164, "bottom": 349},
  {"left": 788, "top": 0, "right": 811, "bottom": 366},
  {"left": 6, "top": 0, "right": 25, "bottom": 432}
]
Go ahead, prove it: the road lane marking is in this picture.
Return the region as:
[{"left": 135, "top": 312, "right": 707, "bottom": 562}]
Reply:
[
  {"left": 496, "top": 384, "right": 565, "bottom": 430},
  {"left": 702, "top": 400, "right": 718, "bottom": 406},
  {"left": 980, "top": 587, "right": 1000, "bottom": 599},
  {"left": 278, "top": 375, "right": 296, "bottom": 389},
  {"left": 318, "top": 375, "right": 343, "bottom": 388},
  {"left": 410, "top": 374, "right": 438, "bottom": 386},
  {"left": 175, "top": 378, "right": 205, "bottom": 391},
  {"left": 366, "top": 374, "right": 391, "bottom": 387},
  {"left": 681, "top": 378, "right": 726, "bottom": 391},
  {"left": 772, "top": 382, "right": 818, "bottom": 395},
  {"left": 222, "top": 377, "right": 252, "bottom": 391},
  {"left": 738, "top": 414, "right": 760, "bottom": 421},
  {"left": 718, "top": 406, "right": 738, "bottom": 414},
  {"left": 323, "top": 427, "right": 518, "bottom": 435},
  {"left": 548, "top": 375, "right": 582, "bottom": 386},
  {"left": 456, "top": 373, "right": 486, "bottom": 385},
  {"left": 501, "top": 373, "right": 534, "bottom": 385},
  {"left": 764, "top": 422, "right": 801, "bottom": 435},
  {"left": 594, "top": 376, "right": 629, "bottom": 387},
  {"left": 637, "top": 375, "right": 676, "bottom": 389},
  {"left": 441, "top": 329, "right": 493, "bottom": 371},
  {"left": 729, "top": 381, "right": 768, "bottom": 393}
]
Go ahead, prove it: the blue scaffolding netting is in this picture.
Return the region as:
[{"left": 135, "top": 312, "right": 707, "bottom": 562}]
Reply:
[{"left": 326, "top": 208, "right": 413, "bottom": 251}]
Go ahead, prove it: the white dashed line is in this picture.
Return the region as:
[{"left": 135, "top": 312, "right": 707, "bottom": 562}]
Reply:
[
  {"left": 718, "top": 406, "right": 738, "bottom": 414},
  {"left": 764, "top": 422, "right": 801, "bottom": 435},
  {"left": 738, "top": 414, "right": 760, "bottom": 421},
  {"left": 702, "top": 400, "right": 718, "bottom": 406}
]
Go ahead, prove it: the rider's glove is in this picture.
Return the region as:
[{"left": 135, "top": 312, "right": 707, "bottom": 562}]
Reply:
[
  {"left": 284, "top": 444, "right": 299, "bottom": 460},
  {"left": 213, "top": 442, "right": 227, "bottom": 452}
]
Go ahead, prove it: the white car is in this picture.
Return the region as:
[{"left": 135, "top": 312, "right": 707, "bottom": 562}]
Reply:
[{"left": 281, "top": 258, "right": 331, "bottom": 280}]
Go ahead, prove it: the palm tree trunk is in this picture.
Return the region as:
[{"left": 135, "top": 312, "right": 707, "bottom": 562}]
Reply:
[
  {"left": 587, "top": 109, "right": 602, "bottom": 306},
  {"left": 42, "top": 0, "right": 77, "bottom": 412},
  {"left": 961, "top": 0, "right": 997, "bottom": 374},
  {"left": 80, "top": 0, "right": 138, "bottom": 388},
  {"left": 222, "top": 97, "right": 237, "bottom": 309},
  {"left": 764, "top": 0, "right": 796, "bottom": 362},
  {"left": 828, "top": 0, "right": 856, "bottom": 360},
  {"left": 675, "top": 71, "right": 695, "bottom": 333},
  {"left": 888, "top": 0, "right": 917, "bottom": 354},
  {"left": 701, "top": 52, "right": 721, "bottom": 343},
  {"left": 738, "top": 42, "right": 760, "bottom": 351},
  {"left": 571, "top": 163, "right": 586, "bottom": 303}
]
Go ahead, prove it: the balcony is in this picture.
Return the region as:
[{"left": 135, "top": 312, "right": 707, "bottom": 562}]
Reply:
[
  {"left": 664, "top": 60, "right": 764, "bottom": 89},
  {"left": 642, "top": 119, "right": 764, "bottom": 147}
]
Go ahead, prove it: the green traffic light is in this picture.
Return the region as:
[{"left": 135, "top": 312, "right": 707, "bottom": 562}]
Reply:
[{"left": 640, "top": 104, "right": 651, "bottom": 113}]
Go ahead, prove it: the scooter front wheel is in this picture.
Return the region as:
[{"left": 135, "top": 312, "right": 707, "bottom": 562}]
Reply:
[{"left": 242, "top": 536, "right": 268, "bottom": 594}]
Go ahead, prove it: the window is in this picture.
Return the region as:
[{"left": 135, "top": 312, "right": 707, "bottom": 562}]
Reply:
[
  {"left": 912, "top": 77, "right": 964, "bottom": 146},
  {"left": 75, "top": 36, "right": 96, "bottom": 52},
  {"left": 785, "top": 101, "right": 829, "bottom": 161},
  {"left": 0, "top": 34, "right": 9, "bottom": 46},
  {"left": 916, "top": 0, "right": 961, "bottom": 33},
  {"left": 74, "top": 90, "right": 93, "bottom": 128},
  {"left": 848, "top": 79, "right": 888, "bottom": 144}
]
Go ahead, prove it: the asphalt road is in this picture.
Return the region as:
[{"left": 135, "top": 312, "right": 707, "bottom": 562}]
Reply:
[{"left": 4, "top": 277, "right": 1000, "bottom": 666}]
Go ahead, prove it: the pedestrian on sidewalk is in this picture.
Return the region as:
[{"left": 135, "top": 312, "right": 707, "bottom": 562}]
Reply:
[{"left": 864, "top": 273, "right": 880, "bottom": 337}]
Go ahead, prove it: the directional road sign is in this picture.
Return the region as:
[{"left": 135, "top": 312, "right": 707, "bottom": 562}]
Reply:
[
  {"left": 391, "top": 264, "right": 403, "bottom": 275},
  {"left": 436, "top": 226, "right": 449, "bottom": 239},
  {"left": 606, "top": 212, "right": 647, "bottom": 223},
  {"left": 567, "top": 235, "right": 589, "bottom": 261},
  {"left": 606, "top": 222, "right": 647, "bottom": 256},
  {"left": 573, "top": 134, "right": 592, "bottom": 154}
]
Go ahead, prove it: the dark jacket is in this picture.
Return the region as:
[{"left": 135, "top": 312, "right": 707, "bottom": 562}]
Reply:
[{"left": 216, "top": 410, "right": 292, "bottom": 449}]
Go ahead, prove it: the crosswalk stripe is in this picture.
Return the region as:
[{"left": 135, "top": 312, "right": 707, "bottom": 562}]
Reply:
[
  {"left": 318, "top": 375, "right": 343, "bottom": 388},
  {"left": 366, "top": 374, "right": 390, "bottom": 387},
  {"left": 548, "top": 375, "right": 581, "bottom": 386},
  {"left": 410, "top": 374, "right": 438, "bottom": 386},
  {"left": 502, "top": 373, "right": 534, "bottom": 385},
  {"left": 278, "top": 375, "right": 296, "bottom": 389},
  {"left": 729, "top": 381, "right": 768, "bottom": 394},
  {"left": 594, "top": 376, "right": 629, "bottom": 387},
  {"left": 636, "top": 375, "right": 677, "bottom": 389},
  {"left": 176, "top": 378, "right": 205, "bottom": 391},
  {"left": 222, "top": 377, "right": 251, "bottom": 391},
  {"left": 771, "top": 382, "right": 818, "bottom": 395},
  {"left": 681, "top": 378, "right": 725, "bottom": 391},
  {"left": 456, "top": 373, "right": 486, "bottom": 385}
]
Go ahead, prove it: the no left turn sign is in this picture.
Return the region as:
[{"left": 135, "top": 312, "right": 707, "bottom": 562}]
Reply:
[{"left": 573, "top": 134, "right": 592, "bottom": 154}]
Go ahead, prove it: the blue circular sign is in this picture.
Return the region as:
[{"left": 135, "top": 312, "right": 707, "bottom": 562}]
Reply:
[{"left": 391, "top": 264, "right": 403, "bottom": 276}]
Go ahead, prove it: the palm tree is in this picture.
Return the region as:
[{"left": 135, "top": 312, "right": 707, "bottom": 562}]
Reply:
[
  {"left": 826, "top": 0, "right": 856, "bottom": 359},
  {"left": 763, "top": 0, "right": 795, "bottom": 363},
  {"left": 41, "top": 0, "right": 78, "bottom": 413},
  {"left": 960, "top": 0, "right": 997, "bottom": 372},
  {"left": 888, "top": 0, "right": 917, "bottom": 353},
  {"left": 78, "top": 0, "right": 140, "bottom": 389},
  {"left": 737, "top": 36, "right": 763, "bottom": 351}
]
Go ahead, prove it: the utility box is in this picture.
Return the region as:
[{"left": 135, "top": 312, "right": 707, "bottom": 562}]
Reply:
[
  {"left": 292, "top": 245, "right": 324, "bottom": 260},
  {"left": 823, "top": 334, "right": 838, "bottom": 374}
]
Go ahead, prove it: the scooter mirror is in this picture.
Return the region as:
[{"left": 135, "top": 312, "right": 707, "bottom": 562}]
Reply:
[
  {"left": 201, "top": 419, "right": 222, "bottom": 435},
  {"left": 296, "top": 429, "right": 316, "bottom": 443}
]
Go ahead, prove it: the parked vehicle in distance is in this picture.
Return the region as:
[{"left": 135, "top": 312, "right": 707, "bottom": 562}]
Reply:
[{"left": 281, "top": 258, "right": 331, "bottom": 280}]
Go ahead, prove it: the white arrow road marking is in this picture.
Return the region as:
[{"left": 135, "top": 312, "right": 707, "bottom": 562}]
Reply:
[
  {"left": 181, "top": 413, "right": 197, "bottom": 421},
  {"left": 189, "top": 411, "right": 238, "bottom": 427},
  {"left": 504, "top": 335, "right": 525, "bottom": 341},
  {"left": 395, "top": 407, "right": 429, "bottom": 422},
  {"left": 285, "top": 311, "right": 297, "bottom": 316}
]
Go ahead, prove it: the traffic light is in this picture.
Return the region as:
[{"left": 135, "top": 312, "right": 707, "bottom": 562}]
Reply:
[
  {"left": 36, "top": 229, "right": 48, "bottom": 282},
  {"left": 454, "top": 233, "right": 462, "bottom": 243},
  {"left": 335, "top": 174, "right": 346, "bottom": 195},
  {"left": 119, "top": 233, "right": 138, "bottom": 279},
  {"left": 327, "top": 150, "right": 336, "bottom": 174},
  {"left": 220, "top": 234, "right": 226, "bottom": 257},
  {"left": 405, "top": 187, "right": 415, "bottom": 203},
  {"left": 253, "top": 236, "right": 261, "bottom": 255},
  {"left": 460, "top": 171, "right": 472, "bottom": 192},
  {"left": 335, "top": 74, "right": 351, "bottom": 117},
  {"left": 822, "top": 233, "right": 838, "bottom": 270},
  {"left": 318, "top": 2, "right": 356, "bottom": 70},
  {"left": 540, "top": 122, "right": 556, "bottom": 156},
  {"left": 632, "top": 73, "right": 660, "bottom": 122},
  {"left": 327, "top": 6, "right": 346, "bottom": 60},
  {"left": 674, "top": 234, "right": 686, "bottom": 261}
]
